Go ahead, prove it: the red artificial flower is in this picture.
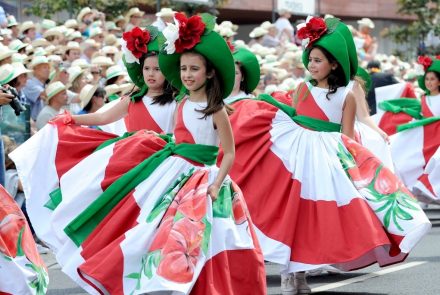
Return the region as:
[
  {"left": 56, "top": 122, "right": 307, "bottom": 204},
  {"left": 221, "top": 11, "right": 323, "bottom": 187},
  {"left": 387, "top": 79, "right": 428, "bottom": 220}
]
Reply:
[
  {"left": 122, "top": 27, "right": 151, "bottom": 59},
  {"left": 227, "top": 40, "right": 235, "bottom": 52},
  {"left": 174, "top": 12, "right": 206, "bottom": 53},
  {"left": 417, "top": 55, "right": 433, "bottom": 71},
  {"left": 436, "top": 55, "right": 440, "bottom": 60},
  {"left": 297, "top": 17, "right": 327, "bottom": 48}
]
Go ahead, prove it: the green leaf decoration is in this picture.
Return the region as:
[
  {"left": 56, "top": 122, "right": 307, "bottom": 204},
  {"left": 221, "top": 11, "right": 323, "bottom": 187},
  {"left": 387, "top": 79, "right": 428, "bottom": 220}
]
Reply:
[
  {"left": 212, "top": 182, "right": 233, "bottom": 218},
  {"left": 325, "top": 17, "right": 341, "bottom": 34},
  {"left": 394, "top": 205, "right": 413, "bottom": 221},
  {"left": 337, "top": 143, "right": 356, "bottom": 175},
  {"left": 174, "top": 211, "right": 185, "bottom": 222},
  {"left": 201, "top": 217, "right": 212, "bottom": 255},
  {"left": 146, "top": 25, "right": 159, "bottom": 41},
  {"left": 126, "top": 272, "right": 141, "bottom": 279},
  {"left": 200, "top": 13, "right": 216, "bottom": 35},
  {"left": 144, "top": 250, "right": 161, "bottom": 279},
  {"left": 16, "top": 227, "right": 25, "bottom": 257},
  {"left": 157, "top": 33, "right": 167, "bottom": 51},
  {"left": 3, "top": 255, "right": 12, "bottom": 261},
  {"left": 26, "top": 263, "right": 49, "bottom": 294}
]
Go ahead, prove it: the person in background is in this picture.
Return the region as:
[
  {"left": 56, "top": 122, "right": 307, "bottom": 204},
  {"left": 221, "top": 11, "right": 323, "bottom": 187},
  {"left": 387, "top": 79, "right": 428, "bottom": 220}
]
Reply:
[
  {"left": 36, "top": 81, "right": 68, "bottom": 130},
  {"left": 275, "top": 8, "right": 295, "bottom": 43},
  {"left": 0, "top": 92, "right": 14, "bottom": 186},
  {"left": 152, "top": 7, "right": 176, "bottom": 31},
  {"left": 124, "top": 7, "right": 144, "bottom": 32},
  {"left": 366, "top": 60, "right": 399, "bottom": 114}
]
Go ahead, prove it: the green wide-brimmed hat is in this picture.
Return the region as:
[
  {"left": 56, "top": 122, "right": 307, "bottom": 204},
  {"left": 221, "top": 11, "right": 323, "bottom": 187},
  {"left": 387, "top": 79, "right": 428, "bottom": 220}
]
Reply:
[
  {"left": 158, "top": 13, "right": 235, "bottom": 99},
  {"left": 356, "top": 66, "right": 372, "bottom": 92},
  {"left": 122, "top": 26, "right": 162, "bottom": 100},
  {"left": 418, "top": 58, "right": 440, "bottom": 94},
  {"left": 334, "top": 20, "right": 358, "bottom": 79},
  {"left": 301, "top": 17, "right": 350, "bottom": 86},
  {"left": 233, "top": 47, "right": 260, "bottom": 94}
]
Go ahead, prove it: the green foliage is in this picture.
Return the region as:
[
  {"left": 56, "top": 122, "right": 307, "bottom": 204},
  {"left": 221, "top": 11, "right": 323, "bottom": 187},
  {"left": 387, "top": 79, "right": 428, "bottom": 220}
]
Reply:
[{"left": 386, "top": 0, "right": 440, "bottom": 53}]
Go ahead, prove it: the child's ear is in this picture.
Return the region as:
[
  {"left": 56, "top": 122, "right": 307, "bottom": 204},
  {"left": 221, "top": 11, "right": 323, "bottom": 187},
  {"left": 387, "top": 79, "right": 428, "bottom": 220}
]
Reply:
[
  {"left": 331, "top": 63, "right": 338, "bottom": 71},
  {"left": 207, "top": 69, "right": 215, "bottom": 79}
]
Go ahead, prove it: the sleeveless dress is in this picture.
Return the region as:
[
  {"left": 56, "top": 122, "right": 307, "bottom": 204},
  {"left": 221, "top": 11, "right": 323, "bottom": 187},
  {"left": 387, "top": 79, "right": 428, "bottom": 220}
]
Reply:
[
  {"left": 100, "top": 96, "right": 177, "bottom": 136},
  {"left": 391, "top": 94, "right": 440, "bottom": 204},
  {"left": 12, "top": 98, "right": 266, "bottom": 294},
  {"left": 0, "top": 185, "right": 49, "bottom": 294},
  {"left": 219, "top": 81, "right": 431, "bottom": 274}
]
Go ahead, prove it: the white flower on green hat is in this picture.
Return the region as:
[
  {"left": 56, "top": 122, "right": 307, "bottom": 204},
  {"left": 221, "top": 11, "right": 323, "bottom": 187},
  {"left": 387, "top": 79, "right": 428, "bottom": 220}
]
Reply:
[
  {"left": 121, "top": 38, "right": 139, "bottom": 64},
  {"left": 162, "top": 21, "right": 179, "bottom": 54}
]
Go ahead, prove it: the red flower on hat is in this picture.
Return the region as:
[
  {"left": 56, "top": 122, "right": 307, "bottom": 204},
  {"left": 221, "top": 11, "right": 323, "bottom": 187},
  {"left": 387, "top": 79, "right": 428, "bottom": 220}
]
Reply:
[
  {"left": 174, "top": 12, "right": 206, "bottom": 53},
  {"left": 227, "top": 40, "right": 235, "bottom": 52},
  {"left": 436, "top": 55, "right": 440, "bottom": 60},
  {"left": 122, "top": 27, "right": 151, "bottom": 59},
  {"left": 417, "top": 55, "right": 433, "bottom": 71},
  {"left": 297, "top": 17, "right": 327, "bottom": 48}
]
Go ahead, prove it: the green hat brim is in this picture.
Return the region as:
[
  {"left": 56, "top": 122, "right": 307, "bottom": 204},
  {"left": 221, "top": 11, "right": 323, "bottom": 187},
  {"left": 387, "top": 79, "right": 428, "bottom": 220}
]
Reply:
[
  {"left": 418, "top": 60, "right": 440, "bottom": 94},
  {"left": 302, "top": 30, "right": 350, "bottom": 86},
  {"left": 159, "top": 31, "right": 235, "bottom": 99},
  {"left": 335, "top": 21, "right": 358, "bottom": 78},
  {"left": 233, "top": 47, "right": 260, "bottom": 94},
  {"left": 356, "top": 66, "right": 371, "bottom": 92}
]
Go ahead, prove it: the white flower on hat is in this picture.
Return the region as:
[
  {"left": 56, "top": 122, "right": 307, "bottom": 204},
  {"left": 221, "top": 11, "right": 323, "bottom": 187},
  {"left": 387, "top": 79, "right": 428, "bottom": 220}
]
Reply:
[
  {"left": 120, "top": 38, "right": 139, "bottom": 64},
  {"left": 163, "top": 20, "right": 179, "bottom": 54}
]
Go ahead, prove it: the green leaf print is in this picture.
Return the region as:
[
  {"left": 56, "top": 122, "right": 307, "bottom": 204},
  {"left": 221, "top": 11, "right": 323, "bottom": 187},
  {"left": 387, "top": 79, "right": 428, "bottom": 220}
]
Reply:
[
  {"left": 201, "top": 217, "right": 212, "bottom": 255},
  {"left": 126, "top": 272, "right": 141, "bottom": 279},
  {"left": 16, "top": 227, "right": 25, "bottom": 257},
  {"left": 26, "top": 263, "right": 49, "bottom": 295},
  {"left": 173, "top": 211, "right": 185, "bottom": 223},
  {"left": 212, "top": 181, "right": 233, "bottom": 218},
  {"left": 144, "top": 250, "right": 161, "bottom": 279},
  {"left": 337, "top": 143, "right": 356, "bottom": 173}
]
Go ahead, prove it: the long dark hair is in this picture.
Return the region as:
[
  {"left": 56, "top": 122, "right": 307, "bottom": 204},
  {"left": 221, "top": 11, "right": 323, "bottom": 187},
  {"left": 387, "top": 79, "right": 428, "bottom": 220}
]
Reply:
[
  {"left": 236, "top": 61, "right": 248, "bottom": 93},
  {"left": 182, "top": 51, "right": 225, "bottom": 119},
  {"left": 131, "top": 51, "right": 175, "bottom": 105},
  {"left": 309, "top": 45, "right": 346, "bottom": 100},
  {"left": 83, "top": 87, "right": 106, "bottom": 112}
]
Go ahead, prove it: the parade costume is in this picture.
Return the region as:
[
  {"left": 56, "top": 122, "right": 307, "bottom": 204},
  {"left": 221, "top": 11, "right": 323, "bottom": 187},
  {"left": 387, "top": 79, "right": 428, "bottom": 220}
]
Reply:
[
  {"left": 391, "top": 57, "right": 440, "bottom": 204},
  {"left": 0, "top": 185, "right": 49, "bottom": 294},
  {"left": 11, "top": 14, "right": 266, "bottom": 294},
  {"left": 218, "top": 17, "right": 431, "bottom": 274}
]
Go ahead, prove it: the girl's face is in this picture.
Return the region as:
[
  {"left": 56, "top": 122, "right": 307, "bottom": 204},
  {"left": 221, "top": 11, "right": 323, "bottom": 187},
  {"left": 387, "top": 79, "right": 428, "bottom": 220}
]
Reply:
[
  {"left": 425, "top": 72, "right": 440, "bottom": 95},
  {"left": 233, "top": 62, "right": 243, "bottom": 93},
  {"left": 307, "top": 47, "right": 335, "bottom": 85},
  {"left": 143, "top": 55, "right": 165, "bottom": 91},
  {"left": 180, "top": 52, "right": 210, "bottom": 92}
]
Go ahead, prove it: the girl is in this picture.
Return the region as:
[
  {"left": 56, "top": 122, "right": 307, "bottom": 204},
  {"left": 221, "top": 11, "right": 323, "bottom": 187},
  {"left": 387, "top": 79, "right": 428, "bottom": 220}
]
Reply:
[
  {"left": 391, "top": 56, "right": 440, "bottom": 204},
  {"left": 220, "top": 17, "right": 430, "bottom": 295}
]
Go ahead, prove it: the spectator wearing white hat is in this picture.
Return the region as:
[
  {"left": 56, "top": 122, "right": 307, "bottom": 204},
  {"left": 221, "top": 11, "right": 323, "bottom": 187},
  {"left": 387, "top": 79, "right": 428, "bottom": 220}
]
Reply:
[
  {"left": 152, "top": 8, "right": 176, "bottom": 31},
  {"left": 64, "top": 41, "right": 81, "bottom": 66},
  {"left": 6, "top": 15, "right": 19, "bottom": 39},
  {"left": 36, "top": 81, "right": 67, "bottom": 130},
  {"left": 0, "top": 63, "right": 32, "bottom": 104},
  {"left": 0, "top": 44, "right": 15, "bottom": 66},
  {"left": 78, "top": 84, "right": 106, "bottom": 116},
  {"left": 125, "top": 7, "right": 144, "bottom": 32},
  {"left": 66, "top": 66, "right": 86, "bottom": 114},
  {"left": 80, "top": 39, "right": 99, "bottom": 64},
  {"left": 261, "top": 22, "right": 280, "bottom": 48},
  {"left": 77, "top": 7, "right": 94, "bottom": 37},
  {"left": 20, "top": 21, "right": 37, "bottom": 43},
  {"left": 356, "top": 17, "right": 377, "bottom": 56},
  {"left": 23, "top": 56, "right": 51, "bottom": 121},
  {"left": 275, "top": 8, "right": 295, "bottom": 43},
  {"left": 248, "top": 27, "right": 268, "bottom": 47}
]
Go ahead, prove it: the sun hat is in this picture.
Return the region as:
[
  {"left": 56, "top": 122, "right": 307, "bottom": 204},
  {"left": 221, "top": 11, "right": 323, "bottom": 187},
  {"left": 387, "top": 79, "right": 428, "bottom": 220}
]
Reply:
[
  {"left": 43, "top": 27, "right": 64, "bottom": 39},
  {"left": 46, "top": 81, "right": 66, "bottom": 101},
  {"left": 67, "top": 66, "right": 85, "bottom": 87},
  {"left": 158, "top": 13, "right": 235, "bottom": 98},
  {"left": 42, "top": 19, "right": 56, "bottom": 30},
  {"left": 249, "top": 27, "right": 268, "bottom": 38},
  {"left": 106, "top": 64, "right": 126, "bottom": 80},
  {"left": 156, "top": 7, "right": 175, "bottom": 17},
  {"left": 77, "top": 7, "right": 93, "bottom": 23},
  {"left": 71, "top": 59, "right": 91, "bottom": 69},
  {"left": 31, "top": 38, "right": 50, "bottom": 48},
  {"left": 6, "top": 15, "right": 18, "bottom": 28},
  {"left": 92, "top": 56, "right": 114, "bottom": 67},
  {"left": 79, "top": 84, "right": 99, "bottom": 108},
  {"left": 30, "top": 55, "right": 50, "bottom": 69},
  {"left": 20, "top": 21, "right": 36, "bottom": 35},
  {"left": 298, "top": 16, "right": 351, "bottom": 86},
  {"left": 126, "top": 7, "right": 144, "bottom": 20},
  {"left": 0, "top": 63, "right": 31, "bottom": 85},
  {"left": 65, "top": 19, "right": 79, "bottom": 29},
  {"left": 357, "top": 18, "right": 375, "bottom": 29},
  {"left": 232, "top": 47, "right": 260, "bottom": 94},
  {"left": 9, "top": 39, "right": 28, "bottom": 51}
]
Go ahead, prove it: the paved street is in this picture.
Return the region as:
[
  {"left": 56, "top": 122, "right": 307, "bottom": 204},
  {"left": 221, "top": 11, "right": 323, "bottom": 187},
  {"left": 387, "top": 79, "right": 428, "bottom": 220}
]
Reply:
[{"left": 45, "top": 208, "right": 440, "bottom": 295}]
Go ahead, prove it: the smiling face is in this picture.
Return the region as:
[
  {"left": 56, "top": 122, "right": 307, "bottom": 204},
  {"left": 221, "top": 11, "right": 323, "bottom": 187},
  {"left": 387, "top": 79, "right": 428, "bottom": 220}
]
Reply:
[
  {"left": 142, "top": 55, "right": 165, "bottom": 92},
  {"left": 425, "top": 71, "right": 440, "bottom": 95},
  {"left": 180, "top": 52, "right": 210, "bottom": 93},
  {"left": 307, "top": 47, "right": 336, "bottom": 86}
]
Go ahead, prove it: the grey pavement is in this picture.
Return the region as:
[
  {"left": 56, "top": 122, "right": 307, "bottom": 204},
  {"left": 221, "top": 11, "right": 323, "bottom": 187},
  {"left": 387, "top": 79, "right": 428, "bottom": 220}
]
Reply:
[{"left": 44, "top": 208, "right": 440, "bottom": 295}]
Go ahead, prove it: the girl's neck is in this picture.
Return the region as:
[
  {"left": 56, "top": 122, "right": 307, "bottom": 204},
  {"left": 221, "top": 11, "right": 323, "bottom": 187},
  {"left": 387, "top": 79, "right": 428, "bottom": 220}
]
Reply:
[
  {"left": 429, "top": 90, "right": 439, "bottom": 96},
  {"left": 189, "top": 88, "right": 208, "bottom": 102},
  {"left": 316, "top": 80, "right": 329, "bottom": 89},
  {"left": 147, "top": 88, "right": 163, "bottom": 97},
  {"left": 229, "top": 88, "right": 241, "bottom": 97}
]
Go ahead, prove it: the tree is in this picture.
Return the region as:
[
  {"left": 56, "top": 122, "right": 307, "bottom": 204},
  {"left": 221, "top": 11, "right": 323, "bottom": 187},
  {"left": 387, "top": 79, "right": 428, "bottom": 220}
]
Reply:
[{"left": 386, "top": 0, "right": 440, "bottom": 55}]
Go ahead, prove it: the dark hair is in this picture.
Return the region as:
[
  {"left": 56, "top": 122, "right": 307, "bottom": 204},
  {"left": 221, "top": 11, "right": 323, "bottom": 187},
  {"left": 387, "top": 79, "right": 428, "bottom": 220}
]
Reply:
[
  {"left": 8, "top": 77, "right": 19, "bottom": 88},
  {"left": 130, "top": 51, "right": 175, "bottom": 105},
  {"left": 181, "top": 51, "right": 225, "bottom": 119},
  {"left": 426, "top": 70, "right": 440, "bottom": 92},
  {"left": 235, "top": 62, "right": 248, "bottom": 93},
  {"left": 308, "top": 45, "right": 346, "bottom": 100},
  {"left": 367, "top": 60, "right": 381, "bottom": 70},
  {"left": 83, "top": 87, "right": 106, "bottom": 112}
]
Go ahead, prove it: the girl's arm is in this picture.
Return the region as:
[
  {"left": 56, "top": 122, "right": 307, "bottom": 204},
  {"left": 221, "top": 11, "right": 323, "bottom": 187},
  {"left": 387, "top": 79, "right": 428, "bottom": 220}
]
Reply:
[
  {"left": 72, "top": 96, "right": 130, "bottom": 126},
  {"left": 352, "top": 81, "right": 389, "bottom": 142},
  {"left": 209, "top": 107, "right": 235, "bottom": 200},
  {"left": 341, "top": 91, "right": 356, "bottom": 139}
]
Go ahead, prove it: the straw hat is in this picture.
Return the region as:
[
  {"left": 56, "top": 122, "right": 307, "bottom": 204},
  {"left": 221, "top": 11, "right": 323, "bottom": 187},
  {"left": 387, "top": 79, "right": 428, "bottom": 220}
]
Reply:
[
  {"left": 43, "top": 27, "right": 64, "bottom": 39},
  {"left": 9, "top": 39, "right": 28, "bottom": 51},
  {"left": 68, "top": 30, "right": 83, "bottom": 41},
  {"left": 249, "top": 27, "right": 268, "bottom": 38},
  {"left": 71, "top": 59, "right": 91, "bottom": 69},
  {"left": 219, "top": 20, "right": 238, "bottom": 32},
  {"left": 6, "top": 15, "right": 18, "bottom": 28},
  {"left": 79, "top": 84, "right": 99, "bottom": 109},
  {"left": 67, "top": 66, "right": 85, "bottom": 86},
  {"left": 155, "top": 7, "right": 175, "bottom": 17},
  {"left": 357, "top": 18, "right": 375, "bottom": 29},
  {"left": 126, "top": 7, "right": 144, "bottom": 19},
  {"left": 91, "top": 55, "right": 114, "bottom": 67},
  {"left": 33, "top": 47, "right": 48, "bottom": 57},
  {"left": 105, "top": 22, "right": 121, "bottom": 32},
  {"left": 77, "top": 7, "right": 93, "bottom": 22},
  {"left": 218, "top": 27, "right": 236, "bottom": 38},
  {"left": 65, "top": 41, "right": 81, "bottom": 53},
  {"left": 42, "top": 19, "right": 57, "bottom": 30},
  {"left": 25, "top": 44, "right": 34, "bottom": 55},
  {"left": 114, "top": 15, "right": 126, "bottom": 25},
  {"left": 0, "top": 45, "right": 16, "bottom": 61},
  {"left": 11, "top": 53, "right": 31, "bottom": 64},
  {"left": 65, "top": 19, "right": 79, "bottom": 29},
  {"left": 104, "top": 34, "right": 118, "bottom": 46},
  {"left": 45, "top": 45, "right": 57, "bottom": 55},
  {"left": 0, "top": 63, "right": 31, "bottom": 85},
  {"left": 106, "top": 64, "right": 126, "bottom": 80},
  {"left": 30, "top": 55, "right": 50, "bottom": 68},
  {"left": 31, "top": 38, "right": 50, "bottom": 48},
  {"left": 104, "top": 84, "right": 122, "bottom": 96},
  {"left": 89, "top": 27, "right": 104, "bottom": 38},
  {"left": 46, "top": 81, "right": 66, "bottom": 101},
  {"left": 260, "top": 21, "right": 276, "bottom": 30},
  {"left": 20, "top": 21, "right": 36, "bottom": 34},
  {"left": 81, "top": 39, "right": 100, "bottom": 50},
  {"left": 118, "top": 82, "right": 135, "bottom": 96},
  {"left": 102, "top": 46, "right": 119, "bottom": 55}
]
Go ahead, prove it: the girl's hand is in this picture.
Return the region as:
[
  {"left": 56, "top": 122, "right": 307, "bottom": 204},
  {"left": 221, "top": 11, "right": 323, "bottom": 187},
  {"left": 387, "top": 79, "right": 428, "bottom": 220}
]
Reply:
[
  {"left": 207, "top": 184, "right": 220, "bottom": 201},
  {"left": 379, "top": 130, "right": 390, "bottom": 144}
]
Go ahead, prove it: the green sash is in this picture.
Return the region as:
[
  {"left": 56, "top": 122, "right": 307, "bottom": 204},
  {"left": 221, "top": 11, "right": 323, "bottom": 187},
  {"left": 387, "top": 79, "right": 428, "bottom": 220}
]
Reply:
[{"left": 378, "top": 98, "right": 423, "bottom": 120}]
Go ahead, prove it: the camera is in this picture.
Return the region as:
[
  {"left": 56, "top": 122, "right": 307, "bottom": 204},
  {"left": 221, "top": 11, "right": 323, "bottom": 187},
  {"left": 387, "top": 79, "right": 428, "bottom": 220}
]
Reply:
[{"left": 1, "top": 86, "right": 27, "bottom": 116}]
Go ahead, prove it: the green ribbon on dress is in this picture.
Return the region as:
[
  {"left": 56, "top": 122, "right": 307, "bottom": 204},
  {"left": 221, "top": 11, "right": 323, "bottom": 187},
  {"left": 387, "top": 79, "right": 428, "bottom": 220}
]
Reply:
[
  {"left": 378, "top": 98, "right": 423, "bottom": 120},
  {"left": 397, "top": 116, "right": 440, "bottom": 132},
  {"left": 64, "top": 138, "right": 219, "bottom": 246},
  {"left": 257, "top": 94, "right": 342, "bottom": 132}
]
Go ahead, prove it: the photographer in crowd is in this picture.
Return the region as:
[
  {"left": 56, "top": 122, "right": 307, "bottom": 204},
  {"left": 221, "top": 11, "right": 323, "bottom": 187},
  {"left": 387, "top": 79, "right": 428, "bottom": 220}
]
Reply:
[{"left": 0, "top": 91, "right": 14, "bottom": 186}]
